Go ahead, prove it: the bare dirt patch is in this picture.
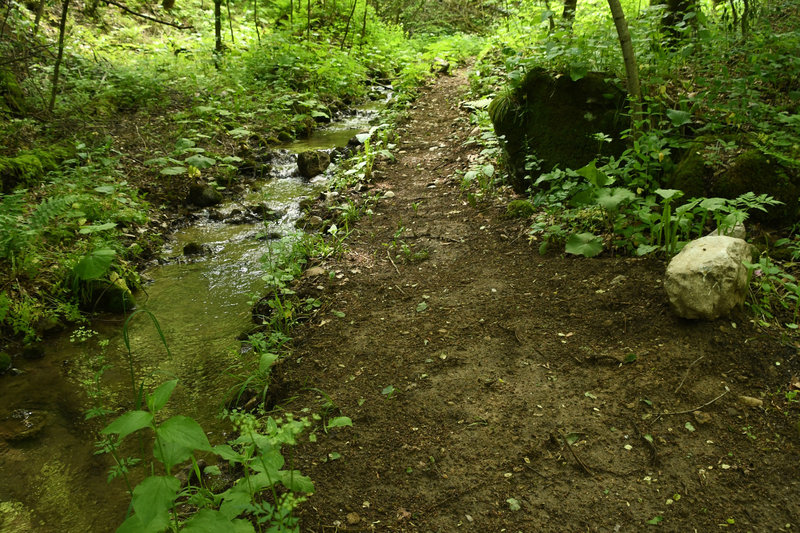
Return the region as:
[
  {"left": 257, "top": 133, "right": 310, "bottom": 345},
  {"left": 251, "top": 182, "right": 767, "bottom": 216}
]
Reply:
[{"left": 277, "top": 69, "right": 800, "bottom": 532}]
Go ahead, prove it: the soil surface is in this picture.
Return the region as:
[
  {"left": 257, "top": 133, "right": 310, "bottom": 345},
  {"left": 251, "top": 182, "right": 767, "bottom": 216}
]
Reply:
[{"left": 276, "top": 69, "right": 800, "bottom": 531}]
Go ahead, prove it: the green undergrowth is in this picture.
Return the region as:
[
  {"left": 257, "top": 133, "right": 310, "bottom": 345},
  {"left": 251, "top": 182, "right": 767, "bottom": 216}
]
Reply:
[
  {"left": 460, "top": 0, "right": 800, "bottom": 338},
  {"left": 0, "top": 0, "right": 484, "bottom": 344},
  {"left": 0, "top": 142, "right": 150, "bottom": 342}
]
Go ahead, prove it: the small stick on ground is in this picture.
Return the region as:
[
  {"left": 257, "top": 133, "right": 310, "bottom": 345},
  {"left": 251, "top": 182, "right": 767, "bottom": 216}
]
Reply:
[
  {"left": 559, "top": 432, "right": 593, "bottom": 476},
  {"left": 386, "top": 249, "right": 400, "bottom": 275},
  {"left": 655, "top": 388, "right": 730, "bottom": 421},
  {"left": 675, "top": 355, "right": 705, "bottom": 393}
]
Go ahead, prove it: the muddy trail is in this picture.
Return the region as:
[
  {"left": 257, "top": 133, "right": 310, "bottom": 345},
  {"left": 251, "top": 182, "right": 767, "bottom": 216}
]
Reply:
[{"left": 274, "top": 69, "right": 800, "bottom": 531}]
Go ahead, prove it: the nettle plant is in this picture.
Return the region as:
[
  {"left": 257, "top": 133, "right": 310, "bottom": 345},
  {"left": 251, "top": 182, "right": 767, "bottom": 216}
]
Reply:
[
  {"left": 528, "top": 159, "right": 781, "bottom": 258},
  {"left": 100, "top": 377, "right": 315, "bottom": 532},
  {"left": 145, "top": 137, "right": 242, "bottom": 186}
]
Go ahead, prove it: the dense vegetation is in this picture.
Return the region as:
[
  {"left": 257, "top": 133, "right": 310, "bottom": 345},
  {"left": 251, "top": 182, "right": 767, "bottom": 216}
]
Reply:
[{"left": 1, "top": 0, "right": 799, "bottom": 529}]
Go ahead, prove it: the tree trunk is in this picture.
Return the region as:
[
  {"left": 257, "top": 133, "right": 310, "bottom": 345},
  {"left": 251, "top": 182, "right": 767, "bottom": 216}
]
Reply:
[
  {"left": 214, "top": 0, "right": 222, "bottom": 67},
  {"left": 49, "top": 0, "right": 70, "bottom": 113},
  {"left": 254, "top": 0, "right": 260, "bottom": 44},
  {"left": 340, "top": 0, "right": 357, "bottom": 49},
  {"left": 606, "top": 0, "right": 643, "bottom": 137},
  {"left": 562, "top": 0, "right": 577, "bottom": 30},
  {"left": 33, "top": 0, "right": 45, "bottom": 35},
  {"left": 225, "top": 0, "right": 235, "bottom": 44},
  {"left": 359, "top": 0, "right": 367, "bottom": 48}
]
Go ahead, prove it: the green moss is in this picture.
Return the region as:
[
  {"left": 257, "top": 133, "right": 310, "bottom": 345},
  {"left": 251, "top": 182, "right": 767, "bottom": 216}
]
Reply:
[
  {"left": 0, "top": 146, "right": 72, "bottom": 192},
  {"left": 490, "top": 67, "right": 627, "bottom": 193},
  {"left": 0, "top": 351, "right": 11, "bottom": 372},
  {"left": 0, "top": 69, "right": 24, "bottom": 115},
  {"left": 506, "top": 199, "right": 536, "bottom": 218},
  {"left": 712, "top": 149, "right": 800, "bottom": 225},
  {"left": 667, "top": 142, "right": 709, "bottom": 198}
]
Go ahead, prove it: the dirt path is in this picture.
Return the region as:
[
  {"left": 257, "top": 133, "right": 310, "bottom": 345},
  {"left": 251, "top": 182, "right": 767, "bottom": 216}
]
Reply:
[{"left": 278, "top": 69, "right": 800, "bottom": 532}]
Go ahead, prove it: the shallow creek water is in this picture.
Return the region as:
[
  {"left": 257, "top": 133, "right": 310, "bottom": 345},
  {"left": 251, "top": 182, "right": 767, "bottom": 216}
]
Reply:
[{"left": 0, "top": 103, "right": 383, "bottom": 532}]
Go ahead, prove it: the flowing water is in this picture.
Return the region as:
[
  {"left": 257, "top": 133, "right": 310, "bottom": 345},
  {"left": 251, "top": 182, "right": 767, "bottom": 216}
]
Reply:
[{"left": 0, "top": 100, "right": 386, "bottom": 532}]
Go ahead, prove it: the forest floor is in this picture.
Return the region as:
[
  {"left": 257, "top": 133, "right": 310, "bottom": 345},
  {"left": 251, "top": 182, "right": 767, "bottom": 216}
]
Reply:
[{"left": 273, "top": 68, "right": 800, "bottom": 531}]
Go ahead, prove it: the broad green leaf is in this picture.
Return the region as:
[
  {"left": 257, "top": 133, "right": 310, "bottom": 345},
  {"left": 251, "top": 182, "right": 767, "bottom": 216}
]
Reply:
[
  {"left": 654, "top": 188, "right": 684, "bottom": 201},
  {"left": 94, "top": 185, "right": 116, "bottom": 194},
  {"left": 227, "top": 128, "right": 252, "bottom": 138},
  {"left": 249, "top": 445, "right": 285, "bottom": 475},
  {"left": 102, "top": 410, "right": 154, "bottom": 440},
  {"left": 277, "top": 470, "right": 315, "bottom": 493},
  {"left": 184, "top": 154, "right": 216, "bottom": 169},
  {"left": 160, "top": 166, "right": 187, "bottom": 176},
  {"left": 147, "top": 380, "right": 178, "bottom": 414},
  {"left": 175, "top": 138, "right": 196, "bottom": 151},
  {"left": 153, "top": 415, "right": 212, "bottom": 468},
  {"left": 213, "top": 444, "right": 245, "bottom": 462},
  {"left": 355, "top": 133, "right": 371, "bottom": 144},
  {"left": 666, "top": 108, "right": 692, "bottom": 127},
  {"left": 596, "top": 187, "right": 635, "bottom": 211},
  {"left": 259, "top": 352, "right": 279, "bottom": 373},
  {"left": 416, "top": 301, "right": 428, "bottom": 312},
  {"left": 569, "top": 64, "right": 588, "bottom": 81},
  {"left": 222, "top": 156, "right": 243, "bottom": 164},
  {"left": 507, "top": 497, "right": 521, "bottom": 511},
  {"left": 182, "top": 509, "right": 255, "bottom": 533},
  {"left": 699, "top": 197, "right": 727, "bottom": 211},
  {"left": 326, "top": 416, "right": 353, "bottom": 429},
  {"left": 124, "top": 476, "right": 180, "bottom": 533},
  {"left": 310, "top": 110, "right": 329, "bottom": 119},
  {"left": 79, "top": 222, "right": 117, "bottom": 234},
  {"left": 576, "top": 160, "right": 613, "bottom": 188},
  {"left": 74, "top": 248, "right": 116, "bottom": 280},
  {"left": 481, "top": 164, "right": 495, "bottom": 177},
  {"left": 636, "top": 244, "right": 660, "bottom": 256},
  {"left": 565, "top": 232, "right": 603, "bottom": 257}
]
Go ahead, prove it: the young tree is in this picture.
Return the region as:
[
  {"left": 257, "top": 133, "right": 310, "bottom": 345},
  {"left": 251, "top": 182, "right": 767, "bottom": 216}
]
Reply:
[
  {"left": 49, "top": 0, "right": 70, "bottom": 113},
  {"left": 606, "top": 0, "right": 643, "bottom": 135}
]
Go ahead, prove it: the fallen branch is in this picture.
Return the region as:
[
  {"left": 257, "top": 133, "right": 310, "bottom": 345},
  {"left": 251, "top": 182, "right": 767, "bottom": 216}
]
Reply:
[
  {"left": 675, "top": 355, "right": 705, "bottom": 393},
  {"left": 657, "top": 387, "right": 730, "bottom": 419},
  {"left": 386, "top": 249, "right": 400, "bottom": 275},
  {"left": 101, "top": 0, "right": 194, "bottom": 29},
  {"left": 559, "top": 432, "right": 593, "bottom": 476}
]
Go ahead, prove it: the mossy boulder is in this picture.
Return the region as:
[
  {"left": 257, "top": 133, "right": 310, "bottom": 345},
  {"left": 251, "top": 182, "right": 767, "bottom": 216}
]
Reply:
[
  {"left": 668, "top": 143, "right": 800, "bottom": 226},
  {"left": 489, "top": 68, "right": 628, "bottom": 194},
  {"left": 0, "top": 69, "right": 24, "bottom": 115},
  {"left": 0, "top": 146, "right": 71, "bottom": 192},
  {"left": 82, "top": 274, "right": 136, "bottom": 313},
  {"left": 506, "top": 199, "right": 536, "bottom": 218},
  {"left": 187, "top": 184, "right": 223, "bottom": 207},
  {"left": 713, "top": 150, "right": 799, "bottom": 224},
  {"left": 0, "top": 352, "right": 11, "bottom": 373}
]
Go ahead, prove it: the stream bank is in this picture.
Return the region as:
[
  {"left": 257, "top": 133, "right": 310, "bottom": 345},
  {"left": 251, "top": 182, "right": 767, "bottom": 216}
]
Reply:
[{"left": 0, "top": 95, "right": 389, "bottom": 532}]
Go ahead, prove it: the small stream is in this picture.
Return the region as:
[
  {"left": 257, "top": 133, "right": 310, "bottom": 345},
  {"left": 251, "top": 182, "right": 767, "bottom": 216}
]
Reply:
[{"left": 0, "top": 98, "right": 386, "bottom": 532}]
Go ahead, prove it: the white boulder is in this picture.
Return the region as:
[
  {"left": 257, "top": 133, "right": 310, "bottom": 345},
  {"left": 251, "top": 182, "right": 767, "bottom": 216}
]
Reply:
[{"left": 664, "top": 235, "right": 752, "bottom": 320}]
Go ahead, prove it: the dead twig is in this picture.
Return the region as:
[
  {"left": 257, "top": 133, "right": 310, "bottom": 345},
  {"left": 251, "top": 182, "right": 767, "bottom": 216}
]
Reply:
[
  {"left": 675, "top": 355, "right": 705, "bottom": 393},
  {"left": 386, "top": 249, "right": 400, "bottom": 275},
  {"left": 656, "top": 388, "right": 730, "bottom": 421},
  {"left": 559, "top": 432, "right": 593, "bottom": 476},
  {"left": 101, "top": 0, "right": 194, "bottom": 29}
]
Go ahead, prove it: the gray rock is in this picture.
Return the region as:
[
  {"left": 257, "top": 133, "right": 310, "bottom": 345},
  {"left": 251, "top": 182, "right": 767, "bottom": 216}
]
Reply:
[
  {"left": 187, "top": 184, "right": 223, "bottom": 207},
  {"left": 664, "top": 235, "right": 752, "bottom": 319},
  {"left": 297, "top": 150, "right": 331, "bottom": 179},
  {"left": 431, "top": 57, "right": 450, "bottom": 75}
]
